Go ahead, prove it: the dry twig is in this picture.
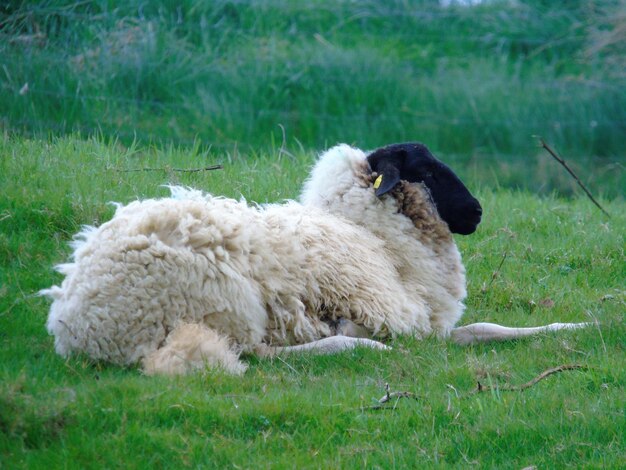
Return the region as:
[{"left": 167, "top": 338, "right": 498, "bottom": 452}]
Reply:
[
  {"left": 471, "top": 364, "right": 588, "bottom": 395},
  {"left": 362, "top": 383, "right": 418, "bottom": 410},
  {"left": 538, "top": 138, "right": 610, "bottom": 218},
  {"left": 116, "top": 165, "right": 223, "bottom": 173},
  {"left": 378, "top": 390, "right": 417, "bottom": 404}
]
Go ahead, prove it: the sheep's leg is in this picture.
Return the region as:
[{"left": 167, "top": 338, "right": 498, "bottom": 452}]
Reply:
[
  {"left": 450, "top": 322, "right": 591, "bottom": 346},
  {"left": 255, "top": 335, "right": 389, "bottom": 358},
  {"left": 142, "top": 323, "right": 247, "bottom": 376}
]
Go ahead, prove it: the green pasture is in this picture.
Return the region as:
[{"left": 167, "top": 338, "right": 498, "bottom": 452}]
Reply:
[{"left": 0, "top": 136, "right": 624, "bottom": 468}]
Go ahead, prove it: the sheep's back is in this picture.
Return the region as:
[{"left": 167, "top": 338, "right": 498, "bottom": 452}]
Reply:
[
  {"left": 45, "top": 196, "right": 270, "bottom": 364},
  {"left": 258, "top": 203, "right": 433, "bottom": 342}
]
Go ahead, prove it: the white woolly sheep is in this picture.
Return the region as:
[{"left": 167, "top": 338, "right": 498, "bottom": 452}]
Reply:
[{"left": 42, "top": 143, "right": 588, "bottom": 375}]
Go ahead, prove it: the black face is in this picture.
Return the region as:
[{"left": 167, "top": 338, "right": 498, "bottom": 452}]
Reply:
[{"left": 367, "top": 143, "right": 482, "bottom": 235}]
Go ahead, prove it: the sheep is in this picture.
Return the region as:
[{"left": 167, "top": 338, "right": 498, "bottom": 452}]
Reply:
[{"left": 42, "top": 142, "right": 589, "bottom": 375}]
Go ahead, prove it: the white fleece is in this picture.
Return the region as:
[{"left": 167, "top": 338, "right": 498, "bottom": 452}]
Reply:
[{"left": 42, "top": 144, "right": 467, "bottom": 374}]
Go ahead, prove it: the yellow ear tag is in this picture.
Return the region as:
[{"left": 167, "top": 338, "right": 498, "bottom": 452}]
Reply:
[{"left": 373, "top": 175, "right": 383, "bottom": 190}]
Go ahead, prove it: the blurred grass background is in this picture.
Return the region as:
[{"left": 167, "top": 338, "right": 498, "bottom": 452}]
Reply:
[{"left": 1, "top": 0, "right": 624, "bottom": 197}]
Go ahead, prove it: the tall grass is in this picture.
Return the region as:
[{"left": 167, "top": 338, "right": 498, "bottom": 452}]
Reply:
[
  {"left": 0, "top": 135, "right": 624, "bottom": 468},
  {"left": 1, "top": 1, "right": 625, "bottom": 195}
]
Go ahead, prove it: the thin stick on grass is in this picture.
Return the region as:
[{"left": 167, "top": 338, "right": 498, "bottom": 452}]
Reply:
[
  {"left": 116, "top": 165, "right": 223, "bottom": 173},
  {"left": 361, "top": 383, "right": 418, "bottom": 411},
  {"left": 472, "top": 364, "right": 588, "bottom": 395},
  {"left": 538, "top": 138, "right": 610, "bottom": 218},
  {"left": 378, "top": 390, "right": 417, "bottom": 404}
]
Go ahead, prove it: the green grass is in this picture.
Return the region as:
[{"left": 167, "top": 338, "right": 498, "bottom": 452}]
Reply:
[
  {"left": 1, "top": 135, "right": 624, "bottom": 468},
  {"left": 1, "top": 0, "right": 625, "bottom": 196},
  {"left": 1, "top": 1, "right": 624, "bottom": 465}
]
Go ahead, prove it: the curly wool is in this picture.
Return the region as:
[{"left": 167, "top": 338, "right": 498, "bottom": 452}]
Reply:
[{"left": 42, "top": 144, "right": 466, "bottom": 374}]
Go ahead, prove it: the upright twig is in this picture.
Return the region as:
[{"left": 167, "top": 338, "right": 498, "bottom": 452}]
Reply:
[
  {"left": 538, "top": 138, "right": 610, "bottom": 218},
  {"left": 483, "top": 251, "right": 507, "bottom": 293}
]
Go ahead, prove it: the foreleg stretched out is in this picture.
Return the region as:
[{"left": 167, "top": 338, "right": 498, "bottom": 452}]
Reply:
[
  {"left": 264, "top": 318, "right": 594, "bottom": 356},
  {"left": 255, "top": 335, "right": 390, "bottom": 358},
  {"left": 257, "top": 319, "right": 592, "bottom": 357},
  {"left": 255, "top": 318, "right": 386, "bottom": 357},
  {"left": 450, "top": 321, "right": 591, "bottom": 345},
  {"left": 257, "top": 319, "right": 592, "bottom": 359}
]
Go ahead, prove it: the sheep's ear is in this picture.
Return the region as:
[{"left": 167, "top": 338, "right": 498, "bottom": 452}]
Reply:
[{"left": 373, "top": 162, "right": 401, "bottom": 197}]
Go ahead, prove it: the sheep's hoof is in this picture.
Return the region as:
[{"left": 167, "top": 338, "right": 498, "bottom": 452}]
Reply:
[{"left": 335, "top": 318, "right": 371, "bottom": 338}]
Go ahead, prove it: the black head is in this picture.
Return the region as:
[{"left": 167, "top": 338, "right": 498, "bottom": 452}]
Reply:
[{"left": 367, "top": 142, "right": 482, "bottom": 235}]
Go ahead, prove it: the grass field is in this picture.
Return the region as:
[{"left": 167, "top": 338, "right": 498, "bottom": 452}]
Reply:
[{"left": 1, "top": 136, "right": 624, "bottom": 468}]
